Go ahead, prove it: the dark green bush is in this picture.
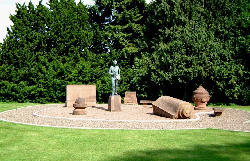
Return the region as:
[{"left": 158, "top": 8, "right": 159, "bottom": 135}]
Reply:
[{"left": 0, "top": 0, "right": 249, "bottom": 104}]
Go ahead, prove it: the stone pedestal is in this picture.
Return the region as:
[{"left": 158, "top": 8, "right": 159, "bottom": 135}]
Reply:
[
  {"left": 108, "top": 95, "right": 121, "bottom": 112},
  {"left": 73, "top": 107, "right": 86, "bottom": 115},
  {"left": 124, "top": 91, "right": 138, "bottom": 105}
]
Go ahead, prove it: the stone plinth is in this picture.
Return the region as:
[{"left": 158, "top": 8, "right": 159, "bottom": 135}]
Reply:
[
  {"left": 73, "top": 97, "right": 87, "bottom": 115},
  {"left": 152, "top": 96, "right": 195, "bottom": 119},
  {"left": 140, "top": 100, "right": 153, "bottom": 107},
  {"left": 66, "top": 85, "right": 96, "bottom": 107},
  {"left": 108, "top": 95, "right": 121, "bottom": 112},
  {"left": 213, "top": 107, "right": 225, "bottom": 116},
  {"left": 124, "top": 91, "right": 138, "bottom": 105}
]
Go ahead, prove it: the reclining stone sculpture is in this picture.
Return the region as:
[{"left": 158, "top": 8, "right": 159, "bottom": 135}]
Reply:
[{"left": 152, "top": 96, "right": 195, "bottom": 119}]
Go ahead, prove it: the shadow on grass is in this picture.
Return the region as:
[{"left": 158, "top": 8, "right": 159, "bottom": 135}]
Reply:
[{"left": 103, "top": 142, "right": 250, "bottom": 161}]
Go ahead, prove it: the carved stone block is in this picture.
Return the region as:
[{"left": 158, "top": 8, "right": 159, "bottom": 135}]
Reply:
[
  {"left": 65, "top": 85, "right": 96, "bottom": 107},
  {"left": 152, "top": 96, "right": 195, "bottom": 119},
  {"left": 124, "top": 91, "right": 138, "bottom": 105}
]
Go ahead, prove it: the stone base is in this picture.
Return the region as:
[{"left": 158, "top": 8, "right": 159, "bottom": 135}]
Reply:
[
  {"left": 73, "top": 109, "right": 86, "bottom": 115},
  {"left": 194, "top": 101, "right": 207, "bottom": 110},
  {"left": 108, "top": 95, "right": 121, "bottom": 112}
]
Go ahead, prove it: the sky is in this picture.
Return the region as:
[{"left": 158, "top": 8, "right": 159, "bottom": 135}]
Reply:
[{"left": 0, "top": 0, "right": 152, "bottom": 43}]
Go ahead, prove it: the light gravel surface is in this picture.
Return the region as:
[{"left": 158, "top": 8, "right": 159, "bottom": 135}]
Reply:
[{"left": 0, "top": 104, "right": 249, "bottom": 132}]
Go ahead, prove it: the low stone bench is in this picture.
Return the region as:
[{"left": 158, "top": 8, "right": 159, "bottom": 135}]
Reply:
[
  {"left": 213, "top": 107, "right": 225, "bottom": 116},
  {"left": 140, "top": 100, "right": 154, "bottom": 107}
]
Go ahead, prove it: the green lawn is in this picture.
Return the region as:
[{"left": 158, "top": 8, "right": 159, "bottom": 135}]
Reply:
[
  {"left": 0, "top": 102, "right": 250, "bottom": 161},
  {"left": 208, "top": 104, "right": 250, "bottom": 112},
  {"left": 0, "top": 102, "right": 39, "bottom": 112}
]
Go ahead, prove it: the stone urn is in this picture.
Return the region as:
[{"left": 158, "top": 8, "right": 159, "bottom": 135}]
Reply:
[
  {"left": 73, "top": 97, "right": 87, "bottom": 115},
  {"left": 192, "top": 86, "right": 210, "bottom": 110}
]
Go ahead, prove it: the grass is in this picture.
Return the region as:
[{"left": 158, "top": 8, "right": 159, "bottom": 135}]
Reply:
[
  {"left": 0, "top": 102, "right": 39, "bottom": 112},
  {"left": 208, "top": 103, "right": 250, "bottom": 112},
  {"left": 0, "top": 102, "right": 250, "bottom": 161}
]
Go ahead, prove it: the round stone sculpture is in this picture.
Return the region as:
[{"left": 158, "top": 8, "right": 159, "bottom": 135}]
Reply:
[
  {"left": 73, "top": 97, "right": 87, "bottom": 115},
  {"left": 192, "top": 86, "right": 210, "bottom": 110}
]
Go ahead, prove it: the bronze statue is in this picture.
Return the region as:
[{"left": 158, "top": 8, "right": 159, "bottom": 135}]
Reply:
[{"left": 109, "top": 60, "right": 120, "bottom": 95}]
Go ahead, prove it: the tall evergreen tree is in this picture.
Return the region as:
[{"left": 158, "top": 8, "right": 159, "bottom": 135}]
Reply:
[
  {"left": 133, "top": 0, "right": 249, "bottom": 104},
  {"left": 0, "top": 0, "right": 248, "bottom": 104},
  {"left": 0, "top": 0, "right": 93, "bottom": 103}
]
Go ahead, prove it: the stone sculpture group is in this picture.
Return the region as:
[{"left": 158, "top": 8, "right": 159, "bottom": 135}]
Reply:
[{"left": 67, "top": 60, "right": 217, "bottom": 119}]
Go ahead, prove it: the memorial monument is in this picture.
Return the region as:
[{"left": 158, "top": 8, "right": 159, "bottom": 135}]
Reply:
[{"left": 108, "top": 60, "right": 121, "bottom": 112}]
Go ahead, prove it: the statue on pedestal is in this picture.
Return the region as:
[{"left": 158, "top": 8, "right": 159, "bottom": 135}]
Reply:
[{"left": 109, "top": 60, "right": 120, "bottom": 95}]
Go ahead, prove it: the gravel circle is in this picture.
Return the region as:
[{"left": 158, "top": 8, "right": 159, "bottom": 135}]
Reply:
[{"left": 0, "top": 104, "right": 249, "bottom": 132}]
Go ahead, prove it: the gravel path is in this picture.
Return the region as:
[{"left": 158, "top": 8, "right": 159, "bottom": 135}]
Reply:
[{"left": 0, "top": 104, "right": 249, "bottom": 132}]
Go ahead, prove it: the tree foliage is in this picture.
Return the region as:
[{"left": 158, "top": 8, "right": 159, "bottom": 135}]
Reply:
[
  {"left": 0, "top": 0, "right": 249, "bottom": 104},
  {"left": 133, "top": 0, "right": 249, "bottom": 104}
]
